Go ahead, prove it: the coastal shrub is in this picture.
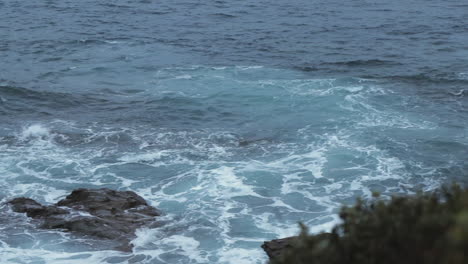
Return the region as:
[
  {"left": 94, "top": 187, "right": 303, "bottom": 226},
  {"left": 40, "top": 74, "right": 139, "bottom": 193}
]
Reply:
[{"left": 272, "top": 184, "right": 468, "bottom": 264}]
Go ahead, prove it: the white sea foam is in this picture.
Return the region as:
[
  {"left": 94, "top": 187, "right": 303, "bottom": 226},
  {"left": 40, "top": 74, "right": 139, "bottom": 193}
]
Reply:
[
  {"left": 235, "top": 65, "right": 264, "bottom": 70},
  {"left": 174, "top": 74, "right": 193, "bottom": 79},
  {"left": 209, "top": 166, "right": 257, "bottom": 198},
  {"left": 217, "top": 247, "right": 266, "bottom": 264},
  {"left": 342, "top": 90, "right": 436, "bottom": 130},
  {"left": 19, "top": 124, "right": 51, "bottom": 141},
  {"left": 268, "top": 78, "right": 372, "bottom": 97},
  {"left": 120, "top": 150, "right": 169, "bottom": 163},
  {"left": 0, "top": 66, "right": 453, "bottom": 264},
  {"left": 0, "top": 247, "right": 117, "bottom": 264},
  {"left": 252, "top": 212, "right": 299, "bottom": 238},
  {"left": 131, "top": 228, "right": 207, "bottom": 263},
  {"left": 457, "top": 72, "right": 468, "bottom": 80}
]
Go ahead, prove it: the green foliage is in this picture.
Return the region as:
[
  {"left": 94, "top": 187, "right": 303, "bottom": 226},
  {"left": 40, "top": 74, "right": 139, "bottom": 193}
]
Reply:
[{"left": 273, "top": 184, "right": 468, "bottom": 264}]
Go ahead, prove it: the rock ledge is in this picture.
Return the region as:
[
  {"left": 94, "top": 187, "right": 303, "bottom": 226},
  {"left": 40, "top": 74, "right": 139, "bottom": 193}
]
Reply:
[{"left": 8, "top": 188, "right": 161, "bottom": 251}]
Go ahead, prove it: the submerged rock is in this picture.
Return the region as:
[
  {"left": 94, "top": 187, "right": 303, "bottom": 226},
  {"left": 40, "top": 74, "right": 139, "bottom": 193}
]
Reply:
[{"left": 7, "top": 188, "right": 161, "bottom": 251}]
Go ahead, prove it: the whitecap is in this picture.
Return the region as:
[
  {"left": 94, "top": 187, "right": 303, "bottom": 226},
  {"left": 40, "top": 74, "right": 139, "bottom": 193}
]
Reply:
[{"left": 19, "top": 124, "right": 51, "bottom": 141}]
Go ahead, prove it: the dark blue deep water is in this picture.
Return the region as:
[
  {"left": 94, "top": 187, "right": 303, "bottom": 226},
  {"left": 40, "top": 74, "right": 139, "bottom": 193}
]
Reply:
[{"left": 0, "top": 0, "right": 467, "bottom": 263}]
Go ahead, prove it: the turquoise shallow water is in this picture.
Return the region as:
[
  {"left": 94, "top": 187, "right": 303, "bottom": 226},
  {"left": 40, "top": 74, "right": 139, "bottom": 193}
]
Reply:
[
  {"left": 1, "top": 0, "right": 468, "bottom": 263},
  {"left": 0, "top": 66, "right": 466, "bottom": 264}
]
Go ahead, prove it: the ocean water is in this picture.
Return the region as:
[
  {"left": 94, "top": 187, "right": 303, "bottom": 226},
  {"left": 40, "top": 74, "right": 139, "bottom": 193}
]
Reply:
[{"left": 0, "top": 0, "right": 467, "bottom": 263}]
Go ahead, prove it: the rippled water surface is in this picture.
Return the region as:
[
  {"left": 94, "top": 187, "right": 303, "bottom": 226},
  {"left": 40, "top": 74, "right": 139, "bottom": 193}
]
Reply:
[{"left": 0, "top": 0, "right": 467, "bottom": 263}]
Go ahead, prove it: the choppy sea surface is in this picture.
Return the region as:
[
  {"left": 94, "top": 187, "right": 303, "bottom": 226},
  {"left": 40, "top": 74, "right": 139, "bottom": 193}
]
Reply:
[{"left": 0, "top": 0, "right": 467, "bottom": 263}]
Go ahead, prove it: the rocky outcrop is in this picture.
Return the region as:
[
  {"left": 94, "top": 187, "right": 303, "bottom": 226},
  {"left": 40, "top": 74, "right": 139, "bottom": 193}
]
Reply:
[
  {"left": 8, "top": 188, "right": 161, "bottom": 252},
  {"left": 261, "top": 236, "right": 298, "bottom": 259},
  {"left": 262, "top": 233, "right": 334, "bottom": 261}
]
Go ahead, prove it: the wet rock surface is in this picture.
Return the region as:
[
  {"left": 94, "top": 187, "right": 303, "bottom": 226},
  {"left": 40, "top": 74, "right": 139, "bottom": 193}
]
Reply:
[
  {"left": 7, "top": 188, "right": 161, "bottom": 251},
  {"left": 262, "top": 236, "right": 298, "bottom": 260},
  {"left": 262, "top": 233, "right": 334, "bottom": 261}
]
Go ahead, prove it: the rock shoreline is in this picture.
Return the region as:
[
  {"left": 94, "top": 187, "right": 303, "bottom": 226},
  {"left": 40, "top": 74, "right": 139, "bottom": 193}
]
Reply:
[
  {"left": 261, "top": 236, "right": 298, "bottom": 259},
  {"left": 262, "top": 233, "right": 334, "bottom": 261},
  {"left": 7, "top": 188, "right": 161, "bottom": 252},
  {"left": 8, "top": 188, "right": 320, "bottom": 259}
]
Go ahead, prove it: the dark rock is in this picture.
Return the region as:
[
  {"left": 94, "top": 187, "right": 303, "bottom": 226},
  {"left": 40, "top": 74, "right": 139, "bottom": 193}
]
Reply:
[
  {"left": 7, "top": 188, "right": 161, "bottom": 251},
  {"left": 262, "top": 236, "right": 298, "bottom": 259},
  {"left": 9, "top": 197, "right": 46, "bottom": 217},
  {"left": 262, "top": 233, "right": 334, "bottom": 260}
]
